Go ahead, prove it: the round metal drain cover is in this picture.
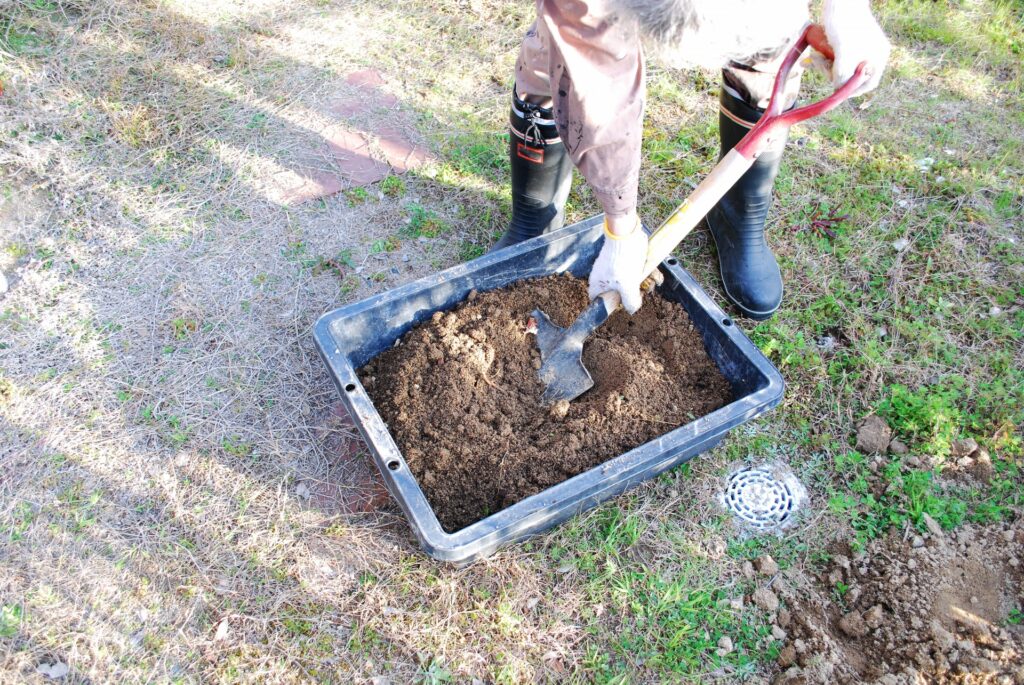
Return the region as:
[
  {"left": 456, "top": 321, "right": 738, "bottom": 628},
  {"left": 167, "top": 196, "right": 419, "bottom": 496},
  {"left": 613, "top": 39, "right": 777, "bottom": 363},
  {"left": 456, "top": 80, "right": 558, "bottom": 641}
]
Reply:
[{"left": 721, "top": 464, "right": 807, "bottom": 532}]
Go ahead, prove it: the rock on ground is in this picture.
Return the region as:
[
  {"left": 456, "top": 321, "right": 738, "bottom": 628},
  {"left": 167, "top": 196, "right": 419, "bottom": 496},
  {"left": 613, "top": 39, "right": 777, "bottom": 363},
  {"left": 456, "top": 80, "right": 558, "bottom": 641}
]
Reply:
[{"left": 856, "top": 415, "right": 892, "bottom": 454}]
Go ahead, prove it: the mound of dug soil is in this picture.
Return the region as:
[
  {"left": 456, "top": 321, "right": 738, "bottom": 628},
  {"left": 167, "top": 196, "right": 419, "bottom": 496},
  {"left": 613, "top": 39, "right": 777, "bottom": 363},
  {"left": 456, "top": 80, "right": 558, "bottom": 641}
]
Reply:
[
  {"left": 359, "top": 274, "right": 733, "bottom": 531},
  {"left": 769, "top": 519, "right": 1024, "bottom": 685}
]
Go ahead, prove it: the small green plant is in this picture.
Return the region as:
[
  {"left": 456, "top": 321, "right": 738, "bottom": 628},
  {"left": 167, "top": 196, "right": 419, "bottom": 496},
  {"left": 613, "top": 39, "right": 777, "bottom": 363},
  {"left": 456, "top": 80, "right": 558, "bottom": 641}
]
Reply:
[
  {"left": 457, "top": 240, "right": 485, "bottom": 262},
  {"left": 402, "top": 205, "right": 448, "bottom": 238},
  {"left": 370, "top": 236, "right": 400, "bottom": 254},
  {"left": 282, "top": 240, "right": 307, "bottom": 261},
  {"left": 346, "top": 187, "right": 371, "bottom": 205},
  {"left": 1007, "top": 608, "right": 1023, "bottom": 626},
  {"left": 418, "top": 659, "right": 452, "bottom": 684},
  {"left": 878, "top": 381, "right": 965, "bottom": 458},
  {"left": 170, "top": 318, "right": 197, "bottom": 340},
  {"left": 6, "top": 501, "right": 35, "bottom": 542},
  {"left": 221, "top": 435, "right": 253, "bottom": 458},
  {"left": 0, "top": 604, "right": 23, "bottom": 638},
  {"left": 247, "top": 112, "right": 268, "bottom": 130},
  {"left": 380, "top": 175, "right": 405, "bottom": 198},
  {"left": 311, "top": 249, "right": 356, "bottom": 277},
  {"left": 34, "top": 246, "right": 55, "bottom": 270},
  {"left": 828, "top": 459, "right": 969, "bottom": 550}
]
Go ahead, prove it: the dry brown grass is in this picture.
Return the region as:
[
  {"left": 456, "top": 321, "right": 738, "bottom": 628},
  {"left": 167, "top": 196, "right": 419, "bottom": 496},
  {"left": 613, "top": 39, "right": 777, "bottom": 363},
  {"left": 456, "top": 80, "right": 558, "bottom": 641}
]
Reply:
[{"left": 2, "top": 0, "right": 1022, "bottom": 682}]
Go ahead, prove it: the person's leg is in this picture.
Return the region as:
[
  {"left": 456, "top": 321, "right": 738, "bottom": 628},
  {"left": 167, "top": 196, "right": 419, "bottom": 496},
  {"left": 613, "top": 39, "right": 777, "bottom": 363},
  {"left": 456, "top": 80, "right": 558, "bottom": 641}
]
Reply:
[
  {"left": 492, "top": 0, "right": 644, "bottom": 250},
  {"left": 491, "top": 17, "right": 574, "bottom": 251},
  {"left": 706, "top": 54, "right": 803, "bottom": 319}
]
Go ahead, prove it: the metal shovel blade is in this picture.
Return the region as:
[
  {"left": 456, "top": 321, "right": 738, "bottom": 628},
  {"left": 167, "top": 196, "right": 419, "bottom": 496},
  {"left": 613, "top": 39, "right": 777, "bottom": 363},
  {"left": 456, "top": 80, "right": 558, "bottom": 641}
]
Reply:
[{"left": 531, "top": 296, "right": 615, "bottom": 404}]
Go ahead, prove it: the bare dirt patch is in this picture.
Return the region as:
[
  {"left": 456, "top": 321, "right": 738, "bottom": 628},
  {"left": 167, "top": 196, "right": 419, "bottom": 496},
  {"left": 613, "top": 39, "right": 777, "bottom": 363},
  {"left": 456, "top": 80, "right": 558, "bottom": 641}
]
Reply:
[
  {"left": 359, "top": 274, "right": 733, "bottom": 531},
  {"left": 771, "top": 519, "right": 1024, "bottom": 684}
]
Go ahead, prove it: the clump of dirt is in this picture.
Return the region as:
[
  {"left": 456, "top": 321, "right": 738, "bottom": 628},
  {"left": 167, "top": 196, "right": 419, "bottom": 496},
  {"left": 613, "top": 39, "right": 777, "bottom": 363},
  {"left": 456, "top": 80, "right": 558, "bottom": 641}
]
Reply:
[
  {"left": 359, "top": 274, "right": 733, "bottom": 531},
  {"left": 768, "top": 518, "right": 1024, "bottom": 684}
]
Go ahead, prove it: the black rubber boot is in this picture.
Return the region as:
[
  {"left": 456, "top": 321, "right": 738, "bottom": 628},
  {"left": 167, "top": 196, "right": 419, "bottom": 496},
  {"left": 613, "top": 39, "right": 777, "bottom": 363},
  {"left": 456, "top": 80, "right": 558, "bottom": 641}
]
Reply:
[
  {"left": 490, "top": 89, "right": 573, "bottom": 252},
  {"left": 706, "top": 87, "right": 789, "bottom": 320}
]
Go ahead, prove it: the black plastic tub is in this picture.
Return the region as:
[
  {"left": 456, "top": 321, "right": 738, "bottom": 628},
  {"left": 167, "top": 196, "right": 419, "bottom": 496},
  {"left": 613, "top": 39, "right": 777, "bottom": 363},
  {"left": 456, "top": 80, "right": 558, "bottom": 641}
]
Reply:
[{"left": 313, "top": 215, "right": 784, "bottom": 563}]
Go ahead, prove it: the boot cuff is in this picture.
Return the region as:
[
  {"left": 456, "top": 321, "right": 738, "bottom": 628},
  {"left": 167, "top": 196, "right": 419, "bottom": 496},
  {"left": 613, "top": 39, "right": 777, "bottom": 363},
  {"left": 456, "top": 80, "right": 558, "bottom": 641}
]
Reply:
[
  {"left": 718, "top": 85, "right": 765, "bottom": 129},
  {"left": 510, "top": 87, "right": 560, "bottom": 143}
]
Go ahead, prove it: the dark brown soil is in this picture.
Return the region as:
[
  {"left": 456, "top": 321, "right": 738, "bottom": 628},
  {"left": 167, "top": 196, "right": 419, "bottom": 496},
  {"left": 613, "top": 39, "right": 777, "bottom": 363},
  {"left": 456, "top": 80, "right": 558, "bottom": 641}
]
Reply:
[
  {"left": 359, "top": 274, "right": 733, "bottom": 531},
  {"left": 768, "top": 519, "right": 1024, "bottom": 685}
]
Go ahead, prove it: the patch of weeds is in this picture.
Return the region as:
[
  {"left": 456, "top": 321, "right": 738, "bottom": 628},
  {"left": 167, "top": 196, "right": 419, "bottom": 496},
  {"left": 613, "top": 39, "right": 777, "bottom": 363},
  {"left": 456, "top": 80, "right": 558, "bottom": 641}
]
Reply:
[
  {"left": 345, "top": 187, "right": 371, "bottom": 206},
  {"left": 339, "top": 275, "right": 361, "bottom": 296},
  {"left": 565, "top": 507, "right": 780, "bottom": 679},
  {"left": 4, "top": 242, "right": 30, "bottom": 259},
  {"left": 457, "top": 240, "right": 484, "bottom": 262},
  {"left": 820, "top": 110, "right": 860, "bottom": 146},
  {"left": 369, "top": 271, "right": 388, "bottom": 282},
  {"left": 828, "top": 455, "right": 969, "bottom": 549},
  {"left": 878, "top": 380, "right": 965, "bottom": 458},
  {"left": 221, "top": 435, "right": 253, "bottom": 458},
  {"left": 5, "top": 501, "right": 36, "bottom": 542},
  {"left": 1007, "top": 608, "right": 1023, "bottom": 626},
  {"left": 418, "top": 659, "right": 453, "bottom": 684},
  {"left": 346, "top": 623, "right": 386, "bottom": 656},
  {"left": 585, "top": 568, "right": 776, "bottom": 677},
  {"left": 56, "top": 482, "right": 102, "bottom": 533},
  {"left": 170, "top": 318, "right": 198, "bottom": 340},
  {"left": 380, "top": 175, "right": 406, "bottom": 198},
  {"left": 310, "top": 249, "right": 356, "bottom": 277},
  {"left": 591, "top": 506, "right": 645, "bottom": 556},
  {"left": 34, "top": 245, "right": 55, "bottom": 270},
  {"left": 282, "top": 240, "right": 307, "bottom": 261},
  {"left": 139, "top": 407, "right": 190, "bottom": 448},
  {"left": 0, "top": 604, "right": 23, "bottom": 638},
  {"left": 281, "top": 617, "right": 313, "bottom": 637},
  {"left": 370, "top": 236, "right": 401, "bottom": 254},
  {"left": 444, "top": 129, "right": 506, "bottom": 180},
  {"left": 246, "top": 112, "right": 268, "bottom": 130},
  {"left": 726, "top": 536, "right": 805, "bottom": 570},
  {"left": 0, "top": 21, "right": 42, "bottom": 55},
  {"left": 108, "top": 103, "right": 158, "bottom": 148},
  {"left": 968, "top": 457, "right": 1024, "bottom": 523},
  {"left": 35, "top": 367, "right": 58, "bottom": 383},
  {"left": 401, "top": 204, "right": 448, "bottom": 238},
  {"left": 749, "top": 321, "right": 821, "bottom": 372}
]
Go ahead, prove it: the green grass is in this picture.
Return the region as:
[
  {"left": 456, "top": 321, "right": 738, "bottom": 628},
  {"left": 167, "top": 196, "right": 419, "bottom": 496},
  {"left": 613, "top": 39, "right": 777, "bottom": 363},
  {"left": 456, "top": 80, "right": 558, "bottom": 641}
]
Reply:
[
  {"left": 401, "top": 204, "right": 449, "bottom": 238},
  {"left": 542, "top": 504, "right": 784, "bottom": 680},
  {"left": 0, "top": 604, "right": 23, "bottom": 638},
  {"left": 822, "top": 450, "right": 1018, "bottom": 550},
  {"left": 878, "top": 381, "right": 966, "bottom": 458}
]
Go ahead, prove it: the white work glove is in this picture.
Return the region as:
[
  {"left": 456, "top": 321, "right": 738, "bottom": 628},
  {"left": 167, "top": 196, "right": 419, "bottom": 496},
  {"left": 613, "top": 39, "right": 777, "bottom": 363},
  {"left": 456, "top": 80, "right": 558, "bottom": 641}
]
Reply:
[
  {"left": 587, "top": 218, "right": 648, "bottom": 315},
  {"left": 822, "top": 0, "right": 892, "bottom": 97}
]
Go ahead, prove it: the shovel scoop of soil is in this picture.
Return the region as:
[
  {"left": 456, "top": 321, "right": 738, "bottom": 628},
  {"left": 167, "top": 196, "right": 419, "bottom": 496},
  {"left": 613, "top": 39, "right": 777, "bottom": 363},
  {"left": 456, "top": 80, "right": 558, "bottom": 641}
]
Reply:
[{"left": 359, "top": 274, "right": 732, "bottom": 531}]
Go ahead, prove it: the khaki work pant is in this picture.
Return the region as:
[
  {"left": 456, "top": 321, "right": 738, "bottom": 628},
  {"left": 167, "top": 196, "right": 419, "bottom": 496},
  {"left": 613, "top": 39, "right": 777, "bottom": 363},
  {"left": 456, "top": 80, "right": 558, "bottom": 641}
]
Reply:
[{"left": 515, "top": 0, "right": 806, "bottom": 218}]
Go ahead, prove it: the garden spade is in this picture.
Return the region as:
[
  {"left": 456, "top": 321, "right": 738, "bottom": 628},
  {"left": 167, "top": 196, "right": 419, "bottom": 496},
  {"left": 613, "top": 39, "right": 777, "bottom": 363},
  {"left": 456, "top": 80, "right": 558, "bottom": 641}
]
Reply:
[{"left": 532, "top": 25, "right": 869, "bottom": 404}]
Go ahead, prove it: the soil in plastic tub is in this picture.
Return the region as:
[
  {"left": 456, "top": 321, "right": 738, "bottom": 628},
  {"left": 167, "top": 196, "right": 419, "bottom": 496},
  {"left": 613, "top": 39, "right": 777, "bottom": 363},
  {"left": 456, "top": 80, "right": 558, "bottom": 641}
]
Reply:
[{"left": 359, "top": 273, "right": 732, "bottom": 532}]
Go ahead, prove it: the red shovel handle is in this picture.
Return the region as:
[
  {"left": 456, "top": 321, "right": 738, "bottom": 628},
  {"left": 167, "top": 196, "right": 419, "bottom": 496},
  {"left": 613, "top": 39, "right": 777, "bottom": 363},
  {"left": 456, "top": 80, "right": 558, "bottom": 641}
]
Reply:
[{"left": 734, "top": 24, "right": 869, "bottom": 160}]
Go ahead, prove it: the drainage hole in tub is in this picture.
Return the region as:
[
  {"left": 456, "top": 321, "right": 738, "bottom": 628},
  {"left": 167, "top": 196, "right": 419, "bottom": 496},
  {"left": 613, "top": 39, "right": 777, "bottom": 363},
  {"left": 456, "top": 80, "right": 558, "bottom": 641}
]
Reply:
[
  {"left": 387, "top": 460, "right": 401, "bottom": 471},
  {"left": 344, "top": 383, "right": 356, "bottom": 392},
  {"left": 666, "top": 257, "right": 679, "bottom": 266},
  {"left": 722, "top": 318, "right": 733, "bottom": 327}
]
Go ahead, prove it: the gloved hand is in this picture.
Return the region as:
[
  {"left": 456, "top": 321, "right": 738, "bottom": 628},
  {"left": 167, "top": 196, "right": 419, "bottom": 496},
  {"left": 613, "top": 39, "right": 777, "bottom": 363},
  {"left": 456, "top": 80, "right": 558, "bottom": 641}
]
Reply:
[
  {"left": 587, "top": 217, "right": 648, "bottom": 314},
  {"left": 822, "top": 0, "right": 892, "bottom": 97}
]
